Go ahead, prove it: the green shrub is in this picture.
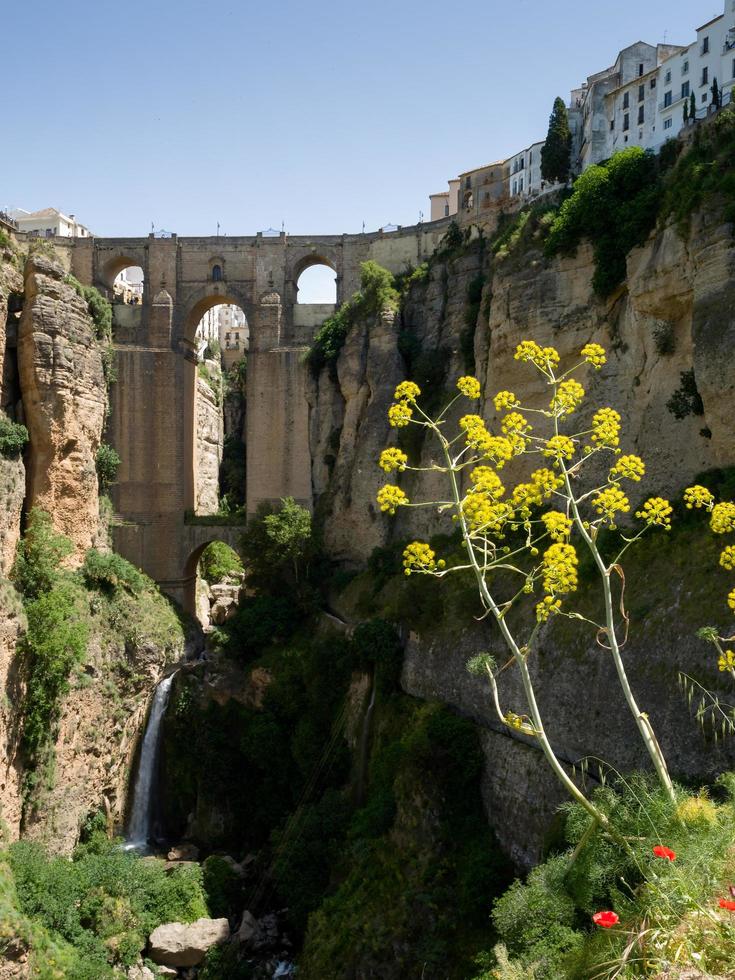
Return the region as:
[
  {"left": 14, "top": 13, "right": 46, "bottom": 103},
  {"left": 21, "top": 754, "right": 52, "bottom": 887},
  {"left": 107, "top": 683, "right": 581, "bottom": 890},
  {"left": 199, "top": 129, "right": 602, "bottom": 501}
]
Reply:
[
  {"left": 12, "top": 509, "right": 73, "bottom": 600},
  {"left": 20, "top": 580, "right": 88, "bottom": 767},
  {"left": 7, "top": 838, "right": 207, "bottom": 974},
  {"left": 308, "top": 261, "right": 398, "bottom": 372},
  {"left": 81, "top": 549, "right": 147, "bottom": 595},
  {"left": 201, "top": 855, "right": 244, "bottom": 919},
  {"left": 0, "top": 413, "right": 28, "bottom": 458},
  {"left": 65, "top": 275, "right": 112, "bottom": 340},
  {"left": 199, "top": 541, "right": 243, "bottom": 584},
  {"left": 95, "top": 443, "right": 120, "bottom": 492},
  {"left": 545, "top": 147, "right": 661, "bottom": 296}
]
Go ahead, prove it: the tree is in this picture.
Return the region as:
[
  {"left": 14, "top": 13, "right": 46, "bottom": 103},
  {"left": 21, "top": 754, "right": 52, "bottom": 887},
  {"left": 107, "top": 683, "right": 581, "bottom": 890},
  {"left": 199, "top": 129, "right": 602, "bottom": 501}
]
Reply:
[
  {"left": 241, "top": 496, "right": 313, "bottom": 586},
  {"left": 690, "top": 91, "right": 696, "bottom": 120},
  {"left": 711, "top": 77, "right": 721, "bottom": 108},
  {"left": 684, "top": 99, "right": 689, "bottom": 124},
  {"left": 540, "top": 97, "right": 572, "bottom": 184}
]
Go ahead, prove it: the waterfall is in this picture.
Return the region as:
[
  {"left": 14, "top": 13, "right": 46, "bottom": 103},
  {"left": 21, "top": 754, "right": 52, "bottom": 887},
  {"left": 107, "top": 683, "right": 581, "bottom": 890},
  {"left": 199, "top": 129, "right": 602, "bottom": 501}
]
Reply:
[{"left": 124, "top": 672, "right": 176, "bottom": 851}]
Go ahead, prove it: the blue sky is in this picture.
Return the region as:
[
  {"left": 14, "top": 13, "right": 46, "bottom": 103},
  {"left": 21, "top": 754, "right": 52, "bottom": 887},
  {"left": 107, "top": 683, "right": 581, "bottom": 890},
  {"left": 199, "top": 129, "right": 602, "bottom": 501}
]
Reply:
[{"left": 2, "top": 0, "right": 720, "bottom": 242}]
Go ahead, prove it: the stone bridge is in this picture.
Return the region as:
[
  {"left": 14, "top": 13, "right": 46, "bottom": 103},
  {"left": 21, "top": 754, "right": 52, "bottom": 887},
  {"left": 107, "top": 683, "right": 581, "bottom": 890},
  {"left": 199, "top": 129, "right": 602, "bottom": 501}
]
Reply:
[{"left": 68, "top": 220, "right": 451, "bottom": 612}]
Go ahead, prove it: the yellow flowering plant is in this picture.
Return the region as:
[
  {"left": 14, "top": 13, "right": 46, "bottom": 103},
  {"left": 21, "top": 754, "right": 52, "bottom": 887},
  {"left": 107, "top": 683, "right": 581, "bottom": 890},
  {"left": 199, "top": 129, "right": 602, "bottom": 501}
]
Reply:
[
  {"left": 376, "top": 346, "right": 677, "bottom": 832},
  {"left": 681, "top": 484, "right": 735, "bottom": 682}
]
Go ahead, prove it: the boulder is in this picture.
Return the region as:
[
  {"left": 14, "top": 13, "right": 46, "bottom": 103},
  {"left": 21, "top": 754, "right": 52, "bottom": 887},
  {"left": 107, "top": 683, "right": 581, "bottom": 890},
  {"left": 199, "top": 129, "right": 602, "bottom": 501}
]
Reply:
[
  {"left": 236, "top": 910, "right": 258, "bottom": 945},
  {"left": 166, "top": 843, "right": 200, "bottom": 862},
  {"left": 148, "top": 917, "right": 229, "bottom": 967},
  {"left": 127, "top": 966, "right": 155, "bottom": 980}
]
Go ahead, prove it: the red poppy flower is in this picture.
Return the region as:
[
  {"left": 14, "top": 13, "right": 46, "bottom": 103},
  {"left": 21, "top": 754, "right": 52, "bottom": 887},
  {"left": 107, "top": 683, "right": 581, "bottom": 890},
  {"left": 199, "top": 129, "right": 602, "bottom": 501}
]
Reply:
[
  {"left": 592, "top": 910, "right": 619, "bottom": 928},
  {"left": 652, "top": 845, "right": 676, "bottom": 861},
  {"left": 719, "top": 898, "right": 735, "bottom": 911}
]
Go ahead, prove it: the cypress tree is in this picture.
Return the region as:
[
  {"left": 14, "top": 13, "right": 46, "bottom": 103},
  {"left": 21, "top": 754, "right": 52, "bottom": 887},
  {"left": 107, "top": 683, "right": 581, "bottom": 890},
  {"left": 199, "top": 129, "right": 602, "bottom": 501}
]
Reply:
[
  {"left": 690, "top": 92, "right": 696, "bottom": 120},
  {"left": 540, "top": 97, "right": 572, "bottom": 184},
  {"left": 683, "top": 99, "right": 689, "bottom": 123},
  {"left": 711, "top": 77, "right": 720, "bottom": 107}
]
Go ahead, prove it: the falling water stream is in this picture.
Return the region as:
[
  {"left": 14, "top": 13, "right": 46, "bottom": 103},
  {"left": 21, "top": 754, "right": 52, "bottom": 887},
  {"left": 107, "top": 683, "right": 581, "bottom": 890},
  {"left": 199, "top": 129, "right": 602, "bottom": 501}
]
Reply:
[{"left": 124, "top": 672, "right": 176, "bottom": 851}]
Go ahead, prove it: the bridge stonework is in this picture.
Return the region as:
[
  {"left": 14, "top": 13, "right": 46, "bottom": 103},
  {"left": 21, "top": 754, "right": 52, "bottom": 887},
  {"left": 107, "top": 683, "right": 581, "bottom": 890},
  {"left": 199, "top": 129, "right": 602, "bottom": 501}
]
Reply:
[{"left": 69, "top": 221, "right": 451, "bottom": 612}]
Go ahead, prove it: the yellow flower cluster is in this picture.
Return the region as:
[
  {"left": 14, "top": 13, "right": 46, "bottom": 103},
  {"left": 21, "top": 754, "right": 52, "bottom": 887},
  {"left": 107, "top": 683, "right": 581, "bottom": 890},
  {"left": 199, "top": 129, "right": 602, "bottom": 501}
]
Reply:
[
  {"left": 536, "top": 595, "right": 563, "bottom": 622},
  {"left": 461, "top": 497, "right": 511, "bottom": 534},
  {"left": 543, "top": 434, "right": 576, "bottom": 461},
  {"left": 720, "top": 546, "right": 735, "bottom": 571},
  {"left": 504, "top": 712, "right": 526, "bottom": 731},
  {"left": 459, "top": 415, "right": 515, "bottom": 466},
  {"left": 532, "top": 468, "right": 565, "bottom": 496},
  {"left": 711, "top": 501, "right": 735, "bottom": 535},
  {"left": 718, "top": 649, "right": 735, "bottom": 672},
  {"left": 591, "top": 407, "right": 621, "bottom": 448},
  {"left": 592, "top": 486, "right": 631, "bottom": 522},
  {"left": 470, "top": 466, "right": 505, "bottom": 500},
  {"left": 376, "top": 484, "right": 408, "bottom": 514},
  {"left": 635, "top": 497, "right": 673, "bottom": 530},
  {"left": 394, "top": 381, "right": 421, "bottom": 403},
  {"left": 378, "top": 447, "right": 408, "bottom": 473},
  {"left": 542, "top": 542, "right": 579, "bottom": 595},
  {"left": 729, "top": 588, "right": 735, "bottom": 612},
  {"left": 541, "top": 511, "right": 573, "bottom": 542},
  {"left": 501, "top": 412, "right": 532, "bottom": 437},
  {"left": 388, "top": 402, "right": 413, "bottom": 427},
  {"left": 551, "top": 379, "right": 585, "bottom": 417},
  {"left": 611, "top": 454, "right": 645, "bottom": 482},
  {"left": 514, "top": 340, "right": 561, "bottom": 371},
  {"left": 581, "top": 342, "right": 607, "bottom": 369},
  {"left": 403, "top": 541, "right": 445, "bottom": 575},
  {"left": 494, "top": 390, "right": 519, "bottom": 411},
  {"left": 683, "top": 485, "right": 715, "bottom": 510},
  {"left": 457, "top": 375, "right": 481, "bottom": 399}
]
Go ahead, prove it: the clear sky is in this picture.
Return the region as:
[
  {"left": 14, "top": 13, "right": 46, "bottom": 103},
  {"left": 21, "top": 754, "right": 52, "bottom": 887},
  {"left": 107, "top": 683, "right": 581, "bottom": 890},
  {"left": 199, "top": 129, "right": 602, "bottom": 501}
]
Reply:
[{"left": 2, "top": 0, "right": 721, "bottom": 241}]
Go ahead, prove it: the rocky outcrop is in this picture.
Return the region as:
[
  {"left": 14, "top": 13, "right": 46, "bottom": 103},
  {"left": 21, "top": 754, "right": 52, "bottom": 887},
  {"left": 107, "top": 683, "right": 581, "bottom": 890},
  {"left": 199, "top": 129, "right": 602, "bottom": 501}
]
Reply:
[
  {"left": 196, "top": 364, "right": 223, "bottom": 515},
  {"left": 0, "top": 582, "right": 26, "bottom": 839},
  {"left": 148, "top": 917, "right": 229, "bottom": 966},
  {"left": 0, "top": 457, "right": 25, "bottom": 578},
  {"left": 311, "top": 212, "right": 735, "bottom": 865},
  {"left": 17, "top": 254, "right": 106, "bottom": 559}
]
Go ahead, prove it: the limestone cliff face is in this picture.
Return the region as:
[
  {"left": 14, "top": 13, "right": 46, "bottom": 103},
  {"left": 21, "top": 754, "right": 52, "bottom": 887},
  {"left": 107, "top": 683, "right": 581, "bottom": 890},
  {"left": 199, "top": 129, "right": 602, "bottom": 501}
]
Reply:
[
  {"left": 0, "top": 583, "right": 26, "bottom": 839},
  {"left": 18, "top": 254, "right": 106, "bottom": 560},
  {"left": 195, "top": 366, "right": 224, "bottom": 515},
  {"left": 311, "top": 213, "right": 735, "bottom": 866}
]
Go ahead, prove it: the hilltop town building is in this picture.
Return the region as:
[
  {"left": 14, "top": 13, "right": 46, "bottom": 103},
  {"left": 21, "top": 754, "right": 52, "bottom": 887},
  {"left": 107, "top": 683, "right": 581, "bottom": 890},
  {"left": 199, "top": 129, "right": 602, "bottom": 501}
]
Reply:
[
  {"left": 8, "top": 206, "right": 92, "bottom": 238},
  {"left": 429, "top": 0, "right": 735, "bottom": 217}
]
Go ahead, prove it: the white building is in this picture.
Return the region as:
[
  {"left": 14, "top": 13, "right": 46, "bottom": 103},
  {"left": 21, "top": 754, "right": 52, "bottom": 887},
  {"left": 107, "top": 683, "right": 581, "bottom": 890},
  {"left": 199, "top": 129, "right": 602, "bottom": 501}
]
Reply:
[
  {"left": 8, "top": 207, "right": 92, "bottom": 238},
  {"left": 506, "top": 139, "right": 556, "bottom": 201},
  {"left": 429, "top": 179, "right": 460, "bottom": 221},
  {"left": 655, "top": 5, "right": 735, "bottom": 149}
]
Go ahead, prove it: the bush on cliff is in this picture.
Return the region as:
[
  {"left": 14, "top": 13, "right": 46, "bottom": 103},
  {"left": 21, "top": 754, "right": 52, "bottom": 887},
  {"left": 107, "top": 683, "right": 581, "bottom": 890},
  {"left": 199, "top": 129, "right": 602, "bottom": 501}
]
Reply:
[
  {"left": 81, "top": 549, "right": 147, "bottom": 595},
  {"left": 545, "top": 146, "right": 661, "bottom": 295},
  {"left": 12, "top": 509, "right": 73, "bottom": 600},
  {"left": 5, "top": 835, "right": 207, "bottom": 978},
  {"left": 0, "top": 412, "right": 28, "bottom": 458},
  {"left": 199, "top": 540, "right": 244, "bottom": 585},
  {"left": 95, "top": 443, "right": 120, "bottom": 492},
  {"left": 307, "top": 260, "right": 398, "bottom": 373}
]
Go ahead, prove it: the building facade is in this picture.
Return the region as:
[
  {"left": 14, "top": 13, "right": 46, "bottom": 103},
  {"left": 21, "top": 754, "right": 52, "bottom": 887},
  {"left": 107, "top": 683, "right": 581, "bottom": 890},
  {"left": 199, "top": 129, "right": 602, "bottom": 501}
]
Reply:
[{"left": 8, "top": 207, "right": 92, "bottom": 238}]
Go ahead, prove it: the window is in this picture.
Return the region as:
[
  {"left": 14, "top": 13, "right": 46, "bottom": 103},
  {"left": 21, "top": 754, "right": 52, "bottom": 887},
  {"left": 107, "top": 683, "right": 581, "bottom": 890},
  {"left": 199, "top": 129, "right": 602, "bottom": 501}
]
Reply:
[
  {"left": 623, "top": 112, "right": 630, "bottom": 131},
  {"left": 638, "top": 105, "right": 645, "bottom": 124},
  {"left": 702, "top": 92, "right": 708, "bottom": 102},
  {"left": 610, "top": 118, "right": 615, "bottom": 130},
  {"left": 702, "top": 66, "right": 709, "bottom": 86},
  {"left": 638, "top": 84, "right": 645, "bottom": 101},
  {"left": 639, "top": 63, "right": 644, "bottom": 76},
  {"left": 519, "top": 176, "right": 524, "bottom": 192},
  {"left": 664, "top": 117, "right": 673, "bottom": 130},
  {"left": 663, "top": 90, "right": 672, "bottom": 107},
  {"left": 212, "top": 264, "right": 222, "bottom": 281},
  {"left": 225, "top": 332, "right": 230, "bottom": 340},
  {"left": 732, "top": 57, "right": 735, "bottom": 78},
  {"left": 682, "top": 59, "right": 689, "bottom": 74},
  {"left": 444, "top": 203, "right": 449, "bottom": 217},
  {"left": 702, "top": 36, "right": 709, "bottom": 54},
  {"left": 665, "top": 70, "right": 671, "bottom": 84},
  {"left": 529, "top": 150, "right": 533, "bottom": 163},
  {"left": 512, "top": 179, "right": 518, "bottom": 195},
  {"left": 623, "top": 91, "right": 630, "bottom": 109},
  {"left": 681, "top": 81, "right": 690, "bottom": 99},
  {"left": 650, "top": 77, "right": 657, "bottom": 89}
]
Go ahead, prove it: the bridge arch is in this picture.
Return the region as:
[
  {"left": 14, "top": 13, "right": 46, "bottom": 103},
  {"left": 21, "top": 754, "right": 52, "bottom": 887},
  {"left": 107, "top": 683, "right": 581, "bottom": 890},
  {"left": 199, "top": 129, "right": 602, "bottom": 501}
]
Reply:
[
  {"left": 182, "top": 528, "right": 244, "bottom": 619},
  {"left": 99, "top": 253, "right": 148, "bottom": 292},
  {"left": 182, "top": 288, "right": 253, "bottom": 346}
]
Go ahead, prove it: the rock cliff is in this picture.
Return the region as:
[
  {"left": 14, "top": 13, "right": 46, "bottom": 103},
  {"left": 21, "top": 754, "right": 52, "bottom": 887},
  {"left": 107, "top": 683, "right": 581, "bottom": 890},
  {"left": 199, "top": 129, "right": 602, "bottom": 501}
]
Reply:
[
  {"left": 18, "top": 254, "right": 107, "bottom": 559},
  {"left": 311, "top": 211, "right": 735, "bottom": 865}
]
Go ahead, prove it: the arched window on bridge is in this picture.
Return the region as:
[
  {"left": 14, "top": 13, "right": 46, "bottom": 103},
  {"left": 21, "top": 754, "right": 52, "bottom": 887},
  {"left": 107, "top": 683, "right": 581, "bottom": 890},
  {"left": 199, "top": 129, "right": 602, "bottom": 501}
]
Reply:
[
  {"left": 191, "top": 300, "right": 249, "bottom": 520},
  {"left": 296, "top": 263, "right": 337, "bottom": 305},
  {"left": 211, "top": 264, "right": 223, "bottom": 282},
  {"left": 112, "top": 266, "right": 144, "bottom": 305},
  {"left": 189, "top": 540, "right": 244, "bottom": 626}
]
